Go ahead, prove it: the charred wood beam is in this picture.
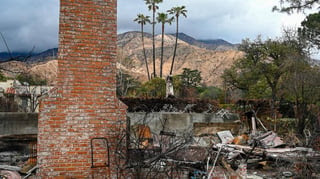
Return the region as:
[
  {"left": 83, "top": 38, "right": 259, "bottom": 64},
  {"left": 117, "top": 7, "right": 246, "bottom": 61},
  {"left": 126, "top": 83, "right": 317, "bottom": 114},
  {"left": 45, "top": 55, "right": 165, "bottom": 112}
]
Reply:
[{"left": 214, "top": 144, "right": 320, "bottom": 163}]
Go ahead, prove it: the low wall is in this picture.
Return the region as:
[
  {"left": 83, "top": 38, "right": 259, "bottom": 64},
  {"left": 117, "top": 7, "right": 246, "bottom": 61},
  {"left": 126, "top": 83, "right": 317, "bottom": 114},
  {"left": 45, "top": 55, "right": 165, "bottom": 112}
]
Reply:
[
  {"left": 0, "top": 112, "right": 239, "bottom": 136},
  {"left": 0, "top": 113, "right": 38, "bottom": 136},
  {"left": 128, "top": 112, "right": 239, "bottom": 136}
]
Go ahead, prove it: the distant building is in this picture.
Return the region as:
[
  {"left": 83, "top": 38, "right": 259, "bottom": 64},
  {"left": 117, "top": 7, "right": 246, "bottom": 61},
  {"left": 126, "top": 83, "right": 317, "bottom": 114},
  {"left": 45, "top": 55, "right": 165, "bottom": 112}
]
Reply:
[{"left": 0, "top": 80, "right": 53, "bottom": 112}]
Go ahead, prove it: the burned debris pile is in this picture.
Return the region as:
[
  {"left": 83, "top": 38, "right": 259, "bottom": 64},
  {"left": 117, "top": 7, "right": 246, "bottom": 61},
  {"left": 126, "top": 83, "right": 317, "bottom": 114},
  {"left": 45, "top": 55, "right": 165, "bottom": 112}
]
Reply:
[
  {"left": 0, "top": 135, "right": 37, "bottom": 179},
  {"left": 211, "top": 131, "right": 320, "bottom": 178},
  {"left": 120, "top": 97, "right": 219, "bottom": 113},
  {"left": 124, "top": 119, "right": 320, "bottom": 178},
  {"left": 0, "top": 98, "right": 319, "bottom": 178},
  {"left": 121, "top": 98, "right": 320, "bottom": 178}
]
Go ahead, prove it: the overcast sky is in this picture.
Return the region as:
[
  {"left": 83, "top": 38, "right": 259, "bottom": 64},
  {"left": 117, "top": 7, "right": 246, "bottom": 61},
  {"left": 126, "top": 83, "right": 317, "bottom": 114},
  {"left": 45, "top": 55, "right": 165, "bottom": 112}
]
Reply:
[{"left": 0, "top": 0, "right": 306, "bottom": 53}]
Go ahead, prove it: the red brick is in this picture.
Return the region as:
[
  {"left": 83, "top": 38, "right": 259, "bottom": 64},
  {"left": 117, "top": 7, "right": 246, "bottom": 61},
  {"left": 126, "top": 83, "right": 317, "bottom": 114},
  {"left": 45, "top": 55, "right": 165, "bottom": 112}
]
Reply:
[{"left": 37, "top": 0, "right": 126, "bottom": 178}]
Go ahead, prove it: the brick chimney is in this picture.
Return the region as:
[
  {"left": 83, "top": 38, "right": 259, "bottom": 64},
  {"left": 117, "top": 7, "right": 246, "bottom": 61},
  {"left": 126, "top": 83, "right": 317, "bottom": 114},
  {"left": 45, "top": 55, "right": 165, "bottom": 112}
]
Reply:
[{"left": 37, "top": 0, "right": 127, "bottom": 178}]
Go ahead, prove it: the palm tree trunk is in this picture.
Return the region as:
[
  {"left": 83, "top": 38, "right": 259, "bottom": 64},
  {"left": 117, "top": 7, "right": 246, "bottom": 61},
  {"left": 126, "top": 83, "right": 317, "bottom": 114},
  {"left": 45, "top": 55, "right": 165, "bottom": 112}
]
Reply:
[
  {"left": 141, "top": 24, "right": 151, "bottom": 80},
  {"left": 160, "top": 23, "right": 164, "bottom": 78},
  {"left": 152, "top": 4, "right": 157, "bottom": 78},
  {"left": 170, "top": 16, "right": 179, "bottom": 75}
]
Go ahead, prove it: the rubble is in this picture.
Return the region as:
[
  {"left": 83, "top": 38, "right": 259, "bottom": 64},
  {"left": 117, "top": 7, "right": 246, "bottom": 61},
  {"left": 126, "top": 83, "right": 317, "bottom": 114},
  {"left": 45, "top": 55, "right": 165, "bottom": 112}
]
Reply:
[
  {"left": 255, "top": 131, "right": 284, "bottom": 148},
  {"left": 21, "top": 165, "right": 38, "bottom": 179},
  {"left": 124, "top": 106, "right": 320, "bottom": 178},
  {"left": 217, "top": 130, "right": 234, "bottom": 144},
  {"left": 194, "top": 122, "right": 241, "bottom": 136},
  {"left": 0, "top": 165, "right": 21, "bottom": 171},
  {"left": 1, "top": 102, "right": 319, "bottom": 178},
  {"left": 0, "top": 135, "right": 36, "bottom": 178},
  {"left": 0, "top": 170, "right": 21, "bottom": 179},
  {"left": 203, "top": 112, "right": 320, "bottom": 178},
  {"left": 120, "top": 97, "right": 219, "bottom": 113}
]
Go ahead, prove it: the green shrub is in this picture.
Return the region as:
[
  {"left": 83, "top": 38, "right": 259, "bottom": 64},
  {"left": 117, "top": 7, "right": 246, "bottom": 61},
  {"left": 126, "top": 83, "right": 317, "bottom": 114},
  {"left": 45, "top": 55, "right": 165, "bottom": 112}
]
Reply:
[
  {"left": 137, "top": 78, "right": 166, "bottom": 98},
  {"left": 200, "top": 86, "right": 223, "bottom": 100},
  {"left": 16, "top": 73, "right": 47, "bottom": 85},
  {"left": 0, "top": 72, "right": 7, "bottom": 82}
]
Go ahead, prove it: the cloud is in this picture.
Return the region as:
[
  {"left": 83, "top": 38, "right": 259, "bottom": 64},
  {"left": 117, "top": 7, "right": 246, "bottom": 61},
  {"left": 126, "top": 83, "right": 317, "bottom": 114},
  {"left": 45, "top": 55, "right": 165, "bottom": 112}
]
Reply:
[
  {"left": 0, "top": 0, "right": 306, "bottom": 52},
  {"left": 118, "top": 0, "right": 305, "bottom": 43},
  {"left": 0, "top": 0, "right": 59, "bottom": 53}
]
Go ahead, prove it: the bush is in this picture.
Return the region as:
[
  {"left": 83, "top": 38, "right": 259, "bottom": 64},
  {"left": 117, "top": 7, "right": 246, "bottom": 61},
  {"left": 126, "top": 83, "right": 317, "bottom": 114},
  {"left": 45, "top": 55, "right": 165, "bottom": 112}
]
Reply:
[
  {"left": 200, "top": 86, "right": 223, "bottom": 100},
  {"left": 137, "top": 78, "right": 166, "bottom": 98},
  {"left": 16, "top": 73, "right": 47, "bottom": 85},
  {"left": 0, "top": 72, "right": 7, "bottom": 82}
]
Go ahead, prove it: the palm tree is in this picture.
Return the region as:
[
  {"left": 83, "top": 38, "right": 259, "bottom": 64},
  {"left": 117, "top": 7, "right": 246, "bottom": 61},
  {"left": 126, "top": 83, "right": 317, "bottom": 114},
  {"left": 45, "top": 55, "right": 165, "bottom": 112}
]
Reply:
[
  {"left": 157, "top": 13, "right": 173, "bottom": 78},
  {"left": 168, "top": 6, "right": 187, "bottom": 75},
  {"left": 145, "top": 0, "right": 163, "bottom": 78},
  {"left": 134, "top": 14, "right": 151, "bottom": 80}
]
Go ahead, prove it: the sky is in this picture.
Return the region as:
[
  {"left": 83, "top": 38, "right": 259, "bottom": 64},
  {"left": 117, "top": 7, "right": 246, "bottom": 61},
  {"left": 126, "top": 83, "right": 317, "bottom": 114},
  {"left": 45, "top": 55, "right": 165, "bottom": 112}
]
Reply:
[{"left": 0, "top": 0, "right": 307, "bottom": 53}]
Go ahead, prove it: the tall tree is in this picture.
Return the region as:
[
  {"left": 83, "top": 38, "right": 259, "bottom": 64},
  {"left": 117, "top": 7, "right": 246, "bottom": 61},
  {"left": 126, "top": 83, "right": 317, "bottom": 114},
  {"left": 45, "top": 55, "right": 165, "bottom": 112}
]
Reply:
[
  {"left": 223, "top": 37, "right": 304, "bottom": 130},
  {"left": 281, "top": 59, "right": 320, "bottom": 134},
  {"left": 298, "top": 12, "right": 320, "bottom": 49},
  {"left": 134, "top": 14, "right": 151, "bottom": 80},
  {"left": 274, "top": 0, "right": 320, "bottom": 13},
  {"left": 274, "top": 1, "right": 320, "bottom": 50},
  {"left": 157, "top": 13, "right": 173, "bottom": 78},
  {"left": 168, "top": 6, "right": 187, "bottom": 75},
  {"left": 222, "top": 38, "right": 264, "bottom": 93},
  {"left": 259, "top": 40, "right": 294, "bottom": 123},
  {"left": 145, "top": 0, "right": 163, "bottom": 78}
]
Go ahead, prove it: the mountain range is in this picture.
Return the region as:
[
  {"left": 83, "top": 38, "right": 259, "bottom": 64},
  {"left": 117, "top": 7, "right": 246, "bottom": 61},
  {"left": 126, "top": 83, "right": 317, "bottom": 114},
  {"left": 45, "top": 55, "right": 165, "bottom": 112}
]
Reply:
[
  {"left": 1, "top": 33, "right": 236, "bottom": 61},
  {"left": 118, "top": 31, "right": 242, "bottom": 86},
  {"left": 170, "top": 33, "right": 238, "bottom": 51},
  {"left": 0, "top": 48, "right": 58, "bottom": 63},
  {"left": 1, "top": 32, "right": 242, "bottom": 86}
]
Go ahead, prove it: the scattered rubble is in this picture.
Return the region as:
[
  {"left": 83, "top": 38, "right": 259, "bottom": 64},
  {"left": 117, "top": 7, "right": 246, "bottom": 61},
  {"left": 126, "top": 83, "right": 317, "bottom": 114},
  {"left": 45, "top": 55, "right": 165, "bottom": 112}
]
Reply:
[
  {"left": 120, "top": 97, "right": 219, "bottom": 113},
  {"left": 205, "top": 114, "right": 320, "bottom": 178},
  {"left": 124, "top": 107, "right": 320, "bottom": 178},
  {"left": 217, "top": 130, "right": 234, "bottom": 144},
  {"left": 0, "top": 170, "right": 21, "bottom": 179},
  {"left": 1, "top": 106, "right": 319, "bottom": 178},
  {"left": 0, "top": 135, "right": 36, "bottom": 179},
  {"left": 0, "top": 166, "right": 21, "bottom": 171}
]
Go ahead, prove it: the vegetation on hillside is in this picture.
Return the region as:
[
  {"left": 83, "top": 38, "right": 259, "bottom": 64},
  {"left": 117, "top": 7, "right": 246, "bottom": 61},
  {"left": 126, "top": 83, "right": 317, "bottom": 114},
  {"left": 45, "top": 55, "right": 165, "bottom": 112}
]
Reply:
[
  {"left": 0, "top": 71, "right": 6, "bottom": 82},
  {"left": 16, "top": 73, "right": 47, "bottom": 86},
  {"left": 117, "top": 68, "right": 223, "bottom": 102}
]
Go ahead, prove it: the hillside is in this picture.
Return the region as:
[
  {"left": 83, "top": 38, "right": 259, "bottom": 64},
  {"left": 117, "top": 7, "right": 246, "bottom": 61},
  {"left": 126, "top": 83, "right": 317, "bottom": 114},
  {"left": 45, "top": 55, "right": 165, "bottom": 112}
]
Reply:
[
  {"left": 117, "top": 31, "right": 243, "bottom": 86},
  {"left": 0, "top": 32, "right": 243, "bottom": 87}
]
